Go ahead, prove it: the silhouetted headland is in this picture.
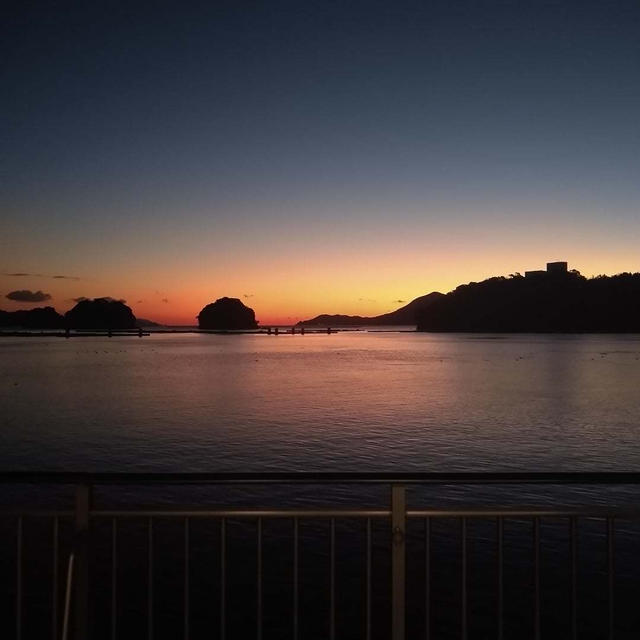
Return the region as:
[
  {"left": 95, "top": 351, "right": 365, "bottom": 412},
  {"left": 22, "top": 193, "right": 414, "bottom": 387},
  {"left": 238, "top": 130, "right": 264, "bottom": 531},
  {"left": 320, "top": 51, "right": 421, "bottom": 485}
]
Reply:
[
  {"left": 65, "top": 297, "right": 137, "bottom": 330},
  {"left": 198, "top": 297, "right": 258, "bottom": 330},
  {"left": 417, "top": 263, "right": 640, "bottom": 332},
  {"left": 136, "top": 318, "right": 162, "bottom": 328},
  {"left": 298, "top": 292, "right": 444, "bottom": 327}
]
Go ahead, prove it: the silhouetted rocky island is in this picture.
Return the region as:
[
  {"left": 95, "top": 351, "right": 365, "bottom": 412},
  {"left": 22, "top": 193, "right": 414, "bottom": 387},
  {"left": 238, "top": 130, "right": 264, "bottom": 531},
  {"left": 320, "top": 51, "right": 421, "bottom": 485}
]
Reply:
[
  {"left": 417, "top": 264, "right": 640, "bottom": 332},
  {"left": 298, "top": 292, "right": 444, "bottom": 326},
  {"left": 65, "top": 298, "right": 137, "bottom": 330},
  {"left": 0, "top": 306, "right": 65, "bottom": 329},
  {"left": 198, "top": 297, "right": 258, "bottom": 330}
]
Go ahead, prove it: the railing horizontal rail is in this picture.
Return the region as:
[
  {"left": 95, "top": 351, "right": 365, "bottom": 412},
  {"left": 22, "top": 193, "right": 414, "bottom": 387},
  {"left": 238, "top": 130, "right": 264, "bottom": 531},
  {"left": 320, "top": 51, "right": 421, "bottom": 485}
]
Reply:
[
  {"left": 92, "top": 507, "right": 640, "bottom": 518},
  {"left": 0, "top": 510, "right": 73, "bottom": 517},
  {"left": 92, "top": 509, "right": 392, "bottom": 518},
  {"left": 4, "top": 507, "right": 640, "bottom": 518},
  {"left": 3, "top": 471, "right": 640, "bottom": 485},
  {"left": 409, "top": 507, "right": 640, "bottom": 517}
]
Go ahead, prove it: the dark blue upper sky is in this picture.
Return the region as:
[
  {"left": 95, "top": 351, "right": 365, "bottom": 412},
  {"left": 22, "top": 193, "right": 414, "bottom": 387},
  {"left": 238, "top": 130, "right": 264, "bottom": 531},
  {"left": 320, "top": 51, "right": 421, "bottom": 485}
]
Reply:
[{"left": 2, "top": 0, "right": 640, "bottom": 321}]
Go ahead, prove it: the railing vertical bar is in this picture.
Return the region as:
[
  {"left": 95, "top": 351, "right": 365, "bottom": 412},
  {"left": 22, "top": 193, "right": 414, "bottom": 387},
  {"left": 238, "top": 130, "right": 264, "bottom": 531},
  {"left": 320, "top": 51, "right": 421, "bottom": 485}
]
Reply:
[
  {"left": 366, "top": 518, "right": 372, "bottom": 640},
  {"left": 148, "top": 517, "right": 153, "bottom": 640},
  {"left": 293, "top": 517, "right": 299, "bottom": 640},
  {"left": 461, "top": 517, "right": 467, "bottom": 640},
  {"left": 111, "top": 518, "right": 117, "bottom": 640},
  {"left": 52, "top": 516, "right": 59, "bottom": 640},
  {"left": 74, "top": 484, "right": 91, "bottom": 640},
  {"left": 391, "top": 485, "right": 406, "bottom": 640},
  {"left": 607, "top": 517, "right": 615, "bottom": 640},
  {"left": 330, "top": 517, "right": 336, "bottom": 640},
  {"left": 184, "top": 517, "right": 190, "bottom": 640},
  {"left": 497, "top": 517, "right": 504, "bottom": 640},
  {"left": 570, "top": 516, "right": 577, "bottom": 640},
  {"left": 257, "top": 517, "right": 262, "bottom": 640},
  {"left": 62, "top": 553, "right": 74, "bottom": 640},
  {"left": 16, "top": 515, "right": 22, "bottom": 640},
  {"left": 220, "top": 517, "right": 226, "bottom": 640},
  {"left": 424, "top": 517, "right": 430, "bottom": 640},
  {"left": 534, "top": 517, "right": 540, "bottom": 640}
]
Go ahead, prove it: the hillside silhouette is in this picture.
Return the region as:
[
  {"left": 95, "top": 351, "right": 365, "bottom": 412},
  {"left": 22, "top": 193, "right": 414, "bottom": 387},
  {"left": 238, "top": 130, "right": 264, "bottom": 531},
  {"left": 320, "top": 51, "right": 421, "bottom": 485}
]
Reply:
[
  {"left": 298, "top": 292, "right": 444, "bottom": 326},
  {"left": 416, "top": 271, "right": 640, "bottom": 332}
]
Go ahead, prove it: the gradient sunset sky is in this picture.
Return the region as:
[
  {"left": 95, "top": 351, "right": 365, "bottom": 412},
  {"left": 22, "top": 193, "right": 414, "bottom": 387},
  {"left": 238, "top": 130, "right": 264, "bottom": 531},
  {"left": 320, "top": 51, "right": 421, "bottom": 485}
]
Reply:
[{"left": 2, "top": 1, "right": 639, "bottom": 325}]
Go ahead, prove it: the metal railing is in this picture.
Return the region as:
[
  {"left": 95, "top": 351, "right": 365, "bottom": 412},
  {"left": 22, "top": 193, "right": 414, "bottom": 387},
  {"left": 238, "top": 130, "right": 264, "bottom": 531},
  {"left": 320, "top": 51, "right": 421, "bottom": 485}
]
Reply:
[{"left": 3, "top": 471, "right": 640, "bottom": 640}]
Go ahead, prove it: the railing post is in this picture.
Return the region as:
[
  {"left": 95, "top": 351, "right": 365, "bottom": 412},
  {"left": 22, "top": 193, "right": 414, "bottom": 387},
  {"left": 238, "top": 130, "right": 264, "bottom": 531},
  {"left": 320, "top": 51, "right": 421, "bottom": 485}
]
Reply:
[
  {"left": 391, "top": 484, "right": 406, "bottom": 640},
  {"left": 74, "top": 484, "right": 91, "bottom": 640}
]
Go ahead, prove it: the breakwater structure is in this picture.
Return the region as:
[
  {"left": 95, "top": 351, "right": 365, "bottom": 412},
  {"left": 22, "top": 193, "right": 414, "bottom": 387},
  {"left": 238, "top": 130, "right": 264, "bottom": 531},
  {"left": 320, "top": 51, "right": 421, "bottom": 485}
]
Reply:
[
  {"left": 0, "top": 329, "right": 149, "bottom": 338},
  {"left": 0, "top": 327, "right": 346, "bottom": 337}
]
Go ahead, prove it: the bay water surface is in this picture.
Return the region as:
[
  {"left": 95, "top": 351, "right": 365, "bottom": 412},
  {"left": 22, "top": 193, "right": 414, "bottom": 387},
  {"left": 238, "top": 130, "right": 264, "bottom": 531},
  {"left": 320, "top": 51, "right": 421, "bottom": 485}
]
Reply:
[
  {"left": 3, "top": 332, "right": 640, "bottom": 638},
  {"left": 1, "top": 331, "right": 639, "bottom": 472}
]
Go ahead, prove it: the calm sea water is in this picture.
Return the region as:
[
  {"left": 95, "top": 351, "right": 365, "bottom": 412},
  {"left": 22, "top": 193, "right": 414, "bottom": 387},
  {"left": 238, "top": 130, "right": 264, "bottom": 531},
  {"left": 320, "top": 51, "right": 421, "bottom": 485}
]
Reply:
[
  {"left": 1, "top": 331, "right": 640, "bottom": 472},
  {"left": 3, "top": 332, "right": 640, "bottom": 639}
]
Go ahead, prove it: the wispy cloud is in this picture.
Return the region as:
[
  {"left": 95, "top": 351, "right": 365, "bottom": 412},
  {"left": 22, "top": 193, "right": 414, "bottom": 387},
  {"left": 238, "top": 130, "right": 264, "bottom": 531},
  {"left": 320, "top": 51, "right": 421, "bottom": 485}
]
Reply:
[
  {"left": 97, "top": 297, "right": 126, "bottom": 303},
  {"left": 3, "top": 272, "right": 80, "bottom": 280},
  {"left": 6, "top": 290, "right": 52, "bottom": 302}
]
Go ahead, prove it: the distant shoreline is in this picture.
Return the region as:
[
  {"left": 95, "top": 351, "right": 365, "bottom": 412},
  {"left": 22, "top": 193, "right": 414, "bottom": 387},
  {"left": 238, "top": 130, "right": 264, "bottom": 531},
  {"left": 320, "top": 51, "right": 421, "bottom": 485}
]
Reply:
[
  {"left": 0, "top": 327, "right": 367, "bottom": 337},
  {"left": 3, "top": 327, "right": 640, "bottom": 338}
]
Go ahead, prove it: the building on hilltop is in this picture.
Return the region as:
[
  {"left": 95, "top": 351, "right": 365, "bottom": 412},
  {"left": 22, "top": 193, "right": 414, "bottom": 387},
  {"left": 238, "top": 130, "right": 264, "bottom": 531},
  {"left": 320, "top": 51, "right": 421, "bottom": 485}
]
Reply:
[
  {"left": 547, "top": 261, "right": 568, "bottom": 274},
  {"left": 525, "top": 261, "right": 569, "bottom": 278}
]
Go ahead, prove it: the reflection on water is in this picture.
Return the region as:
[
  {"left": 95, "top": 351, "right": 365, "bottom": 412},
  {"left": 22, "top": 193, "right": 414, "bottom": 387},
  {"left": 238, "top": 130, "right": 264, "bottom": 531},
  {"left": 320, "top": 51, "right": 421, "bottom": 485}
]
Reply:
[{"left": 1, "top": 332, "right": 640, "bottom": 472}]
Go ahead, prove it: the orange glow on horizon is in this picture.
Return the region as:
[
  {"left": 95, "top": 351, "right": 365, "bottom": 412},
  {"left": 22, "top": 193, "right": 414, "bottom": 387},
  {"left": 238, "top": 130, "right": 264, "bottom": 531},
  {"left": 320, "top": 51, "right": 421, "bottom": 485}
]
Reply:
[
  {"left": 2, "top": 204, "right": 638, "bottom": 325},
  {"left": 3, "top": 243, "right": 638, "bottom": 326}
]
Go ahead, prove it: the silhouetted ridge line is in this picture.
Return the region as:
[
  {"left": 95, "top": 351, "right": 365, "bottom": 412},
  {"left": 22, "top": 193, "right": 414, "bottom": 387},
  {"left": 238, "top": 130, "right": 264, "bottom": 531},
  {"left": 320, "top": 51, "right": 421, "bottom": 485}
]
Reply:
[
  {"left": 297, "top": 292, "right": 444, "bottom": 326},
  {"left": 416, "top": 270, "right": 640, "bottom": 332}
]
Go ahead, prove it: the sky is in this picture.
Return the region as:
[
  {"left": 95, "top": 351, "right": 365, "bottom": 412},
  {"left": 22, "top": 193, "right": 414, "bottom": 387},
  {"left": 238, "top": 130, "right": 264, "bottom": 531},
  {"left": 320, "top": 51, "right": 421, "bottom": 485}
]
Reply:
[{"left": 2, "top": 0, "right": 639, "bottom": 325}]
